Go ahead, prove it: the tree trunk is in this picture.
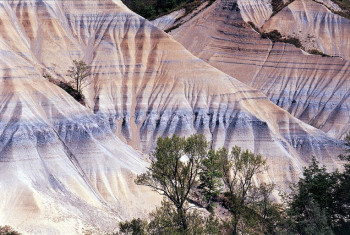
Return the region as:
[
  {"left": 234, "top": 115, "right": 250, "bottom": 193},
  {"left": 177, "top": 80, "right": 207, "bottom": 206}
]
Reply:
[
  {"left": 178, "top": 207, "right": 188, "bottom": 232},
  {"left": 232, "top": 213, "right": 239, "bottom": 235},
  {"left": 76, "top": 76, "right": 79, "bottom": 92}
]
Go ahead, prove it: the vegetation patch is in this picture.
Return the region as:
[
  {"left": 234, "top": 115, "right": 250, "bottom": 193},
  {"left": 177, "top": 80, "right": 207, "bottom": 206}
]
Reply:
[
  {"left": 261, "top": 30, "right": 303, "bottom": 48},
  {"left": 122, "top": 0, "right": 211, "bottom": 20},
  {"left": 313, "top": 0, "right": 350, "bottom": 19},
  {"left": 0, "top": 225, "right": 21, "bottom": 235},
  {"left": 44, "top": 60, "right": 90, "bottom": 105},
  {"left": 308, "top": 49, "right": 331, "bottom": 57},
  {"left": 271, "top": 0, "right": 295, "bottom": 16},
  {"left": 118, "top": 133, "right": 350, "bottom": 235},
  {"left": 331, "top": 0, "right": 350, "bottom": 19},
  {"left": 45, "top": 75, "right": 85, "bottom": 104},
  {"left": 164, "top": 0, "right": 215, "bottom": 32},
  {"left": 247, "top": 21, "right": 260, "bottom": 33}
]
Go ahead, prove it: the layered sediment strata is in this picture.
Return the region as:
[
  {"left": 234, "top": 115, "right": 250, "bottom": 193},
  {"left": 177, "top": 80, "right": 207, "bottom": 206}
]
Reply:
[
  {"left": 263, "top": 0, "right": 350, "bottom": 60},
  {"left": 0, "top": 0, "right": 344, "bottom": 233},
  {"left": 238, "top": 0, "right": 273, "bottom": 27},
  {"left": 169, "top": 0, "right": 350, "bottom": 139}
]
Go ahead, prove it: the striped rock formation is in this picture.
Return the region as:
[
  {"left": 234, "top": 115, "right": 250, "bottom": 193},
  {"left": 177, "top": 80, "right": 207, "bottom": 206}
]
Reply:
[
  {"left": 263, "top": 0, "right": 350, "bottom": 60},
  {"left": 168, "top": 0, "right": 350, "bottom": 139},
  {"left": 0, "top": 0, "right": 344, "bottom": 233}
]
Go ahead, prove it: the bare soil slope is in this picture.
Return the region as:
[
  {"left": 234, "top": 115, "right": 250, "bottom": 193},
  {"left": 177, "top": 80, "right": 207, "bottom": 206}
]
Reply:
[
  {"left": 0, "top": 0, "right": 344, "bottom": 233},
  {"left": 168, "top": 0, "right": 350, "bottom": 139}
]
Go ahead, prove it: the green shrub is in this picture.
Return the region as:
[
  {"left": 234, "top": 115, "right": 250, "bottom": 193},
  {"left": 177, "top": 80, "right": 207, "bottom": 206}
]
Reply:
[
  {"left": 261, "top": 30, "right": 303, "bottom": 48},
  {"left": 57, "top": 81, "right": 85, "bottom": 104},
  {"left": 119, "top": 219, "right": 147, "bottom": 235},
  {"left": 44, "top": 73, "right": 85, "bottom": 104},
  {"left": 332, "top": 0, "right": 350, "bottom": 19},
  {"left": 308, "top": 49, "right": 330, "bottom": 57},
  {"left": 0, "top": 225, "right": 21, "bottom": 235},
  {"left": 122, "top": 0, "right": 208, "bottom": 20}
]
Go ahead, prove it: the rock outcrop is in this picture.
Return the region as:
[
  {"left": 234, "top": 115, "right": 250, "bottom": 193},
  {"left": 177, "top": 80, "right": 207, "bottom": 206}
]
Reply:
[
  {"left": 0, "top": 0, "right": 344, "bottom": 233},
  {"left": 263, "top": 0, "right": 350, "bottom": 60},
  {"left": 238, "top": 0, "right": 272, "bottom": 27},
  {"left": 151, "top": 9, "right": 186, "bottom": 30},
  {"left": 169, "top": 0, "right": 350, "bottom": 139}
]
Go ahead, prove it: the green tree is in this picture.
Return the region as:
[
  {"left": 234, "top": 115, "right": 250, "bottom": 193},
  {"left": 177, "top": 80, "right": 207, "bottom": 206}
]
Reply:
[
  {"left": 119, "top": 219, "right": 147, "bottom": 235},
  {"left": 218, "top": 146, "right": 266, "bottom": 235},
  {"left": 298, "top": 200, "right": 334, "bottom": 235},
  {"left": 334, "top": 134, "right": 350, "bottom": 233},
  {"left": 286, "top": 156, "right": 339, "bottom": 233},
  {"left": 147, "top": 199, "right": 206, "bottom": 235},
  {"left": 67, "top": 60, "right": 90, "bottom": 94},
  {"left": 204, "top": 214, "right": 221, "bottom": 235},
  {"left": 198, "top": 149, "right": 223, "bottom": 212},
  {"left": 251, "top": 183, "right": 286, "bottom": 234},
  {"left": 135, "top": 134, "right": 209, "bottom": 233}
]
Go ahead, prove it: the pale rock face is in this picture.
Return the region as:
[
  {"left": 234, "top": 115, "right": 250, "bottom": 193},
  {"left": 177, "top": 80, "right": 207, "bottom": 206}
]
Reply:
[
  {"left": 314, "top": 0, "right": 343, "bottom": 12},
  {"left": 151, "top": 1, "right": 211, "bottom": 31},
  {"left": 0, "top": 60, "right": 160, "bottom": 234},
  {"left": 0, "top": 0, "right": 345, "bottom": 233},
  {"left": 263, "top": 0, "right": 350, "bottom": 60},
  {"left": 237, "top": 0, "right": 273, "bottom": 27},
  {"left": 170, "top": 0, "right": 350, "bottom": 139},
  {"left": 151, "top": 9, "right": 185, "bottom": 30}
]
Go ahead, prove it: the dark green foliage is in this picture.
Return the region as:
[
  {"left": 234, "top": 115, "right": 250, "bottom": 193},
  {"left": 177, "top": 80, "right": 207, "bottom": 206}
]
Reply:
[
  {"left": 271, "top": 0, "right": 295, "bottom": 16},
  {"left": 198, "top": 150, "right": 222, "bottom": 212},
  {"left": 218, "top": 146, "right": 270, "bottom": 235},
  {"left": 247, "top": 21, "right": 260, "bottom": 33},
  {"left": 204, "top": 214, "right": 221, "bottom": 235},
  {"left": 122, "top": 0, "right": 209, "bottom": 20},
  {"left": 45, "top": 60, "right": 90, "bottom": 104},
  {"left": 134, "top": 135, "right": 223, "bottom": 234},
  {"left": 123, "top": 0, "right": 158, "bottom": 19},
  {"left": 261, "top": 30, "right": 303, "bottom": 48},
  {"left": 131, "top": 134, "right": 350, "bottom": 235},
  {"left": 135, "top": 134, "right": 209, "bottom": 232},
  {"left": 0, "top": 226, "right": 21, "bottom": 235},
  {"left": 296, "top": 200, "right": 334, "bottom": 235},
  {"left": 57, "top": 81, "right": 85, "bottom": 103},
  {"left": 286, "top": 157, "right": 336, "bottom": 231},
  {"left": 286, "top": 148, "right": 350, "bottom": 234},
  {"left": 253, "top": 184, "right": 286, "bottom": 234},
  {"left": 147, "top": 199, "right": 207, "bottom": 235},
  {"left": 119, "top": 219, "right": 147, "bottom": 235},
  {"left": 157, "top": 0, "right": 178, "bottom": 12},
  {"left": 122, "top": 0, "right": 183, "bottom": 20},
  {"left": 164, "top": 0, "right": 209, "bottom": 33},
  {"left": 121, "top": 200, "right": 219, "bottom": 235},
  {"left": 44, "top": 72, "right": 85, "bottom": 104},
  {"left": 261, "top": 29, "right": 283, "bottom": 42},
  {"left": 331, "top": 0, "right": 350, "bottom": 19},
  {"left": 271, "top": 0, "right": 285, "bottom": 13},
  {"left": 147, "top": 200, "right": 182, "bottom": 234},
  {"left": 334, "top": 134, "right": 350, "bottom": 234},
  {"left": 308, "top": 49, "right": 331, "bottom": 57}
]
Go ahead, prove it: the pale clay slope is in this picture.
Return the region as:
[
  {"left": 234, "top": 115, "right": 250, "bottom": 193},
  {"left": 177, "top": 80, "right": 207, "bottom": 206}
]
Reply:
[
  {"left": 237, "top": 0, "right": 272, "bottom": 27},
  {"left": 152, "top": 8, "right": 185, "bottom": 30},
  {"left": 0, "top": 0, "right": 344, "bottom": 234},
  {"left": 314, "top": 0, "right": 343, "bottom": 11},
  {"left": 0, "top": 41, "right": 160, "bottom": 234},
  {"left": 170, "top": 0, "right": 350, "bottom": 139},
  {"left": 263, "top": 0, "right": 350, "bottom": 60}
]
